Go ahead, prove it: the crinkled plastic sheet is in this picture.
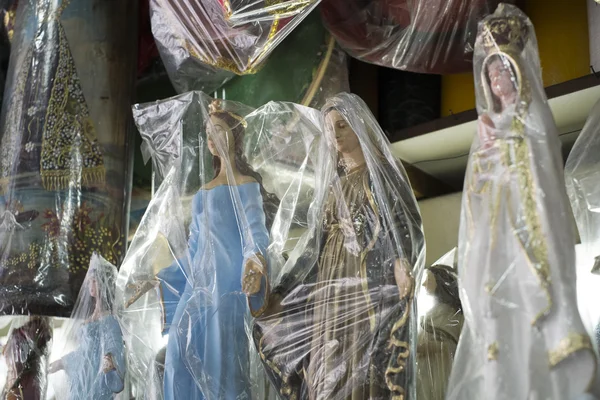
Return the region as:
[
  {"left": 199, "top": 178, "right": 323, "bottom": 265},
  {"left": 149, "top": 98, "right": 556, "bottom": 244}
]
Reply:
[
  {"left": 213, "top": 11, "right": 350, "bottom": 110},
  {"left": 0, "top": 316, "right": 52, "bottom": 399},
  {"left": 321, "top": 0, "right": 520, "bottom": 74},
  {"left": 447, "top": 4, "right": 597, "bottom": 400},
  {"left": 566, "top": 99, "right": 600, "bottom": 352},
  {"left": 122, "top": 91, "right": 322, "bottom": 399},
  {"left": 416, "top": 248, "right": 463, "bottom": 400},
  {"left": 0, "top": 0, "right": 137, "bottom": 316},
  {"left": 253, "top": 92, "right": 425, "bottom": 400},
  {"left": 49, "top": 255, "right": 127, "bottom": 400},
  {"left": 220, "top": 0, "right": 320, "bottom": 24},
  {"left": 151, "top": 0, "right": 319, "bottom": 93}
]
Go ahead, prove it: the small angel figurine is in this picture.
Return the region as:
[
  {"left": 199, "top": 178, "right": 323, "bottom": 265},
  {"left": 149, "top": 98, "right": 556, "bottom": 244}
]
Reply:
[{"left": 49, "top": 255, "right": 125, "bottom": 400}]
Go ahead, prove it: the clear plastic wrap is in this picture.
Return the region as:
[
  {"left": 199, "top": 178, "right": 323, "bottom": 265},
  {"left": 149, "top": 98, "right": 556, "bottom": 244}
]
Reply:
[
  {"left": 48, "top": 254, "right": 126, "bottom": 400},
  {"left": 0, "top": 0, "right": 137, "bottom": 316},
  {"left": 447, "top": 4, "right": 597, "bottom": 399},
  {"left": 123, "top": 92, "right": 322, "bottom": 399},
  {"left": 219, "top": 0, "right": 319, "bottom": 24},
  {"left": 150, "top": 0, "right": 319, "bottom": 93},
  {"left": 321, "top": 0, "right": 520, "bottom": 74},
  {"left": 213, "top": 11, "right": 350, "bottom": 109},
  {"left": 416, "top": 248, "right": 463, "bottom": 400},
  {"left": 253, "top": 92, "right": 425, "bottom": 399},
  {"left": 566, "top": 99, "right": 600, "bottom": 351},
  {"left": 1, "top": 316, "right": 53, "bottom": 399}
]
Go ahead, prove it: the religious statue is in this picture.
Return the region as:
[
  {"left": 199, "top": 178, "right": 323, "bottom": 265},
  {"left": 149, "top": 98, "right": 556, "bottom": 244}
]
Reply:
[
  {"left": 126, "top": 96, "right": 278, "bottom": 400},
  {"left": 49, "top": 255, "right": 125, "bottom": 400},
  {"left": 446, "top": 5, "right": 597, "bottom": 399},
  {"left": 254, "top": 92, "right": 425, "bottom": 400}
]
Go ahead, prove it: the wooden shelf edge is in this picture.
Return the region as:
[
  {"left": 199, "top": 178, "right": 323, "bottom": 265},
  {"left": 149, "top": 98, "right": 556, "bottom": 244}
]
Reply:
[{"left": 394, "top": 73, "right": 600, "bottom": 142}]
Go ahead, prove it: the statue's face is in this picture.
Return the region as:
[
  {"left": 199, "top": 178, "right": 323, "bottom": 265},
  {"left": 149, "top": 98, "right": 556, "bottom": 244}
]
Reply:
[
  {"left": 326, "top": 110, "right": 360, "bottom": 155},
  {"left": 207, "top": 116, "right": 235, "bottom": 157},
  {"left": 487, "top": 56, "right": 517, "bottom": 102},
  {"left": 89, "top": 277, "right": 98, "bottom": 299},
  {"left": 422, "top": 269, "right": 438, "bottom": 295}
]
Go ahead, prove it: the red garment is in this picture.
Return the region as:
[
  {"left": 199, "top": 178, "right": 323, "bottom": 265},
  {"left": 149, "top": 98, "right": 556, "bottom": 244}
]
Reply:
[{"left": 321, "top": 0, "right": 520, "bottom": 74}]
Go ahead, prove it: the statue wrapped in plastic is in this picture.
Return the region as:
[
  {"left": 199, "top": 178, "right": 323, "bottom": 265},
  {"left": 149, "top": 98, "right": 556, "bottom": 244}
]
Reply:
[
  {"left": 565, "top": 100, "right": 600, "bottom": 351},
  {"left": 1, "top": 317, "right": 53, "bottom": 399},
  {"left": 446, "top": 4, "right": 597, "bottom": 399},
  {"left": 416, "top": 248, "right": 463, "bottom": 400},
  {"left": 218, "top": 0, "right": 319, "bottom": 24},
  {"left": 121, "top": 92, "right": 322, "bottom": 399},
  {"left": 150, "top": 0, "right": 319, "bottom": 93},
  {"left": 253, "top": 92, "right": 425, "bottom": 399},
  {"left": 321, "top": 0, "right": 520, "bottom": 74},
  {"left": 48, "top": 254, "right": 126, "bottom": 400},
  {"left": 0, "top": 0, "right": 137, "bottom": 316}
]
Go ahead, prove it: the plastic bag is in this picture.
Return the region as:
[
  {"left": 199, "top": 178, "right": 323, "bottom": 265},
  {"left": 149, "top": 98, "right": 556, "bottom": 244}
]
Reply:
[
  {"left": 126, "top": 92, "right": 321, "bottom": 399},
  {"left": 213, "top": 11, "right": 349, "bottom": 109},
  {"left": 220, "top": 0, "right": 319, "bottom": 24},
  {"left": 0, "top": 0, "right": 137, "bottom": 316},
  {"left": 150, "top": 0, "right": 319, "bottom": 93},
  {"left": 447, "top": 5, "right": 597, "bottom": 400},
  {"left": 321, "top": 0, "right": 520, "bottom": 74},
  {"left": 253, "top": 92, "right": 425, "bottom": 400},
  {"left": 48, "top": 254, "right": 126, "bottom": 400},
  {"left": 566, "top": 99, "right": 600, "bottom": 351},
  {"left": 116, "top": 167, "right": 191, "bottom": 399},
  {"left": 415, "top": 248, "right": 463, "bottom": 400},
  {"left": 0, "top": 316, "right": 52, "bottom": 399}
]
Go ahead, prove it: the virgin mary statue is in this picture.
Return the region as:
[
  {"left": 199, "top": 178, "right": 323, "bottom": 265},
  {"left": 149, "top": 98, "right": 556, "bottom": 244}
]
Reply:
[{"left": 446, "top": 4, "right": 597, "bottom": 400}]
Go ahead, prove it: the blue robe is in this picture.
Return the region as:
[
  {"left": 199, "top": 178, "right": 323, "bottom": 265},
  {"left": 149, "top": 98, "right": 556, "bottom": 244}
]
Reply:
[
  {"left": 62, "top": 315, "right": 125, "bottom": 400},
  {"left": 159, "top": 182, "right": 269, "bottom": 400}
]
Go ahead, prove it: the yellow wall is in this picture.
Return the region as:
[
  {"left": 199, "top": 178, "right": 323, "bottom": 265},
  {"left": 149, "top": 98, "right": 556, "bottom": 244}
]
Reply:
[{"left": 441, "top": 0, "right": 590, "bottom": 117}]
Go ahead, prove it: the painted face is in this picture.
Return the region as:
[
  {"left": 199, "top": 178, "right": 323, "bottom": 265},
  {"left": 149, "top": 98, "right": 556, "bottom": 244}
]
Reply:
[
  {"left": 206, "top": 116, "right": 235, "bottom": 157},
  {"left": 487, "top": 57, "right": 517, "bottom": 101},
  {"left": 422, "top": 269, "right": 438, "bottom": 295},
  {"left": 326, "top": 110, "right": 360, "bottom": 155},
  {"left": 89, "top": 277, "right": 98, "bottom": 298}
]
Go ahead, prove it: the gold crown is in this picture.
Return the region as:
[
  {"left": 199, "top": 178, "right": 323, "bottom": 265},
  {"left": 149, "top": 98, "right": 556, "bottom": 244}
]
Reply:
[
  {"left": 208, "top": 99, "right": 247, "bottom": 128},
  {"left": 481, "top": 13, "right": 529, "bottom": 56}
]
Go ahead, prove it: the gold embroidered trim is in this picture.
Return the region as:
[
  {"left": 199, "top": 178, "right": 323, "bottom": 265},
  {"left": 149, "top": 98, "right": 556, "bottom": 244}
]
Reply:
[
  {"left": 488, "top": 341, "right": 499, "bottom": 361},
  {"left": 548, "top": 332, "right": 594, "bottom": 368},
  {"left": 508, "top": 121, "right": 552, "bottom": 326},
  {"left": 41, "top": 166, "right": 106, "bottom": 191},
  {"left": 385, "top": 300, "right": 412, "bottom": 399},
  {"left": 40, "top": 22, "right": 106, "bottom": 191}
]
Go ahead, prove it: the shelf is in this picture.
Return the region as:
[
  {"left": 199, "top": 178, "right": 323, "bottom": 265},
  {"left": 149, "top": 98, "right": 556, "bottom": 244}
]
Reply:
[{"left": 390, "top": 74, "right": 600, "bottom": 188}]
